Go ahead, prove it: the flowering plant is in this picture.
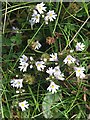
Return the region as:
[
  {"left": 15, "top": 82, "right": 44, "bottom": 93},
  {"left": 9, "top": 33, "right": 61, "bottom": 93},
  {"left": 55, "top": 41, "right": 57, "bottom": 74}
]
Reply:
[{"left": 2, "top": 2, "right": 90, "bottom": 119}]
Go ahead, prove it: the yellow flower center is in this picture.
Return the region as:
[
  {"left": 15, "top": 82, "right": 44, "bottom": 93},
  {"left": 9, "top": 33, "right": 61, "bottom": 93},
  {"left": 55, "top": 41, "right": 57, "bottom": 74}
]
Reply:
[
  {"left": 24, "top": 58, "right": 26, "bottom": 61},
  {"left": 36, "top": 16, "right": 39, "bottom": 19},
  {"left": 53, "top": 56, "right": 56, "bottom": 59},
  {"left": 49, "top": 13, "right": 53, "bottom": 17},
  {"left": 37, "top": 63, "right": 41, "bottom": 67},
  {"left": 21, "top": 103, "right": 25, "bottom": 107},
  {"left": 51, "top": 85, "right": 54, "bottom": 88},
  {"left": 39, "top": 6, "right": 42, "bottom": 10},
  {"left": 17, "top": 81, "right": 20, "bottom": 85},
  {"left": 67, "top": 57, "right": 71, "bottom": 61},
  {"left": 77, "top": 70, "right": 81, "bottom": 73}
]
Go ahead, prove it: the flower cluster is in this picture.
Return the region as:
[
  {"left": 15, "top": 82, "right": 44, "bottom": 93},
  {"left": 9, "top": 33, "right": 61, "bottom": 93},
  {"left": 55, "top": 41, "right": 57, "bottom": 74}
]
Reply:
[
  {"left": 46, "top": 66, "right": 65, "bottom": 81},
  {"left": 10, "top": 78, "right": 29, "bottom": 111},
  {"left": 64, "top": 55, "right": 85, "bottom": 79},
  {"left": 10, "top": 38, "right": 86, "bottom": 111},
  {"left": 10, "top": 78, "right": 23, "bottom": 88},
  {"left": 18, "top": 54, "right": 35, "bottom": 72},
  {"left": 63, "top": 42, "right": 85, "bottom": 79},
  {"left": 29, "top": 2, "right": 57, "bottom": 28},
  {"left": 18, "top": 55, "right": 29, "bottom": 72}
]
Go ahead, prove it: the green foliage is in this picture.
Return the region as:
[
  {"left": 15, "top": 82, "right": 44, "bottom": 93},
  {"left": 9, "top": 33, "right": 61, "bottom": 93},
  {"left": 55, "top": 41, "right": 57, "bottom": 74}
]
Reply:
[
  {"left": 2, "top": 1, "right": 90, "bottom": 119},
  {"left": 10, "top": 34, "right": 22, "bottom": 45},
  {"left": 42, "top": 93, "right": 62, "bottom": 119}
]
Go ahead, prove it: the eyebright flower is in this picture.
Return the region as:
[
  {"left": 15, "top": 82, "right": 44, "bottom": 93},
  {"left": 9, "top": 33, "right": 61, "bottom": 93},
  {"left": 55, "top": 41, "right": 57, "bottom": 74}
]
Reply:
[
  {"left": 46, "top": 67, "right": 54, "bottom": 76},
  {"left": 47, "top": 81, "right": 60, "bottom": 94},
  {"left": 63, "top": 55, "right": 76, "bottom": 65},
  {"left": 53, "top": 66, "right": 61, "bottom": 75},
  {"left": 32, "top": 10, "right": 40, "bottom": 23},
  {"left": 35, "top": 2, "right": 47, "bottom": 14},
  {"left": 49, "top": 53, "right": 58, "bottom": 61},
  {"left": 35, "top": 61, "right": 46, "bottom": 71},
  {"left": 55, "top": 73, "right": 65, "bottom": 81},
  {"left": 75, "top": 42, "right": 85, "bottom": 51},
  {"left": 45, "top": 10, "right": 57, "bottom": 24},
  {"left": 10, "top": 79, "right": 23, "bottom": 88},
  {"left": 18, "top": 62, "right": 29, "bottom": 72},
  {"left": 53, "top": 66, "right": 65, "bottom": 80},
  {"left": 19, "top": 100, "right": 29, "bottom": 111},
  {"left": 19, "top": 55, "right": 28, "bottom": 63},
  {"left": 74, "top": 67, "right": 85, "bottom": 79}
]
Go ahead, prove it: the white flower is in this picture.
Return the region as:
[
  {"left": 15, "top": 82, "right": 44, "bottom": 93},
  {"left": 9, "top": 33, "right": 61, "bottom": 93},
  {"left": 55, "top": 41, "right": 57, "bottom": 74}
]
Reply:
[
  {"left": 46, "top": 67, "right": 54, "bottom": 76},
  {"left": 49, "top": 53, "right": 58, "bottom": 61},
  {"left": 53, "top": 66, "right": 65, "bottom": 80},
  {"left": 18, "top": 62, "right": 29, "bottom": 72},
  {"left": 10, "top": 79, "right": 23, "bottom": 88},
  {"left": 55, "top": 73, "right": 65, "bottom": 81},
  {"left": 19, "top": 55, "right": 28, "bottom": 63},
  {"left": 35, "top": 61, "right": 46, "bottom": 71},
  {"left": 35, "top": 2, "right": 46, "bottom": 14},
  {"left": 45, "top": 10, "right": 57, "bottom": 24},
  {"left": 53, "top": 66, "right": 61, "bottom": 75},
  {"left": 32, "top": 10, "right": 40, "bottom": 23},
  {"left": 76, "top": 42, "right": 85, "bottom": 51},
  {"left": 63, "top": 55, "right": 76, "bottom": 65},
  {"left": 74, "top": 67, "right": 85, "bottom": 79},
  {"left": 19, "top": 100, "right": 29, "bottom": 111},
  {"left": 34, "top": 41, "right": 42, "bottom": 50},
  {"left": 47, "top": 81, "right": 60, "bottom": 94}
]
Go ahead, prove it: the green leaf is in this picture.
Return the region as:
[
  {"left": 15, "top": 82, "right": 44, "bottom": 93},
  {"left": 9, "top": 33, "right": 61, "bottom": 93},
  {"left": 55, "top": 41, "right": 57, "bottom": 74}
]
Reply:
[
  {"left": 2, "top": 37, "right": 12, "bottom": 46},
  {"left": 10, "top": 34, "right": 22, "bottom": 45},
  {"left": 42, "top": 92, "right": 62, "bottom": 119}
]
